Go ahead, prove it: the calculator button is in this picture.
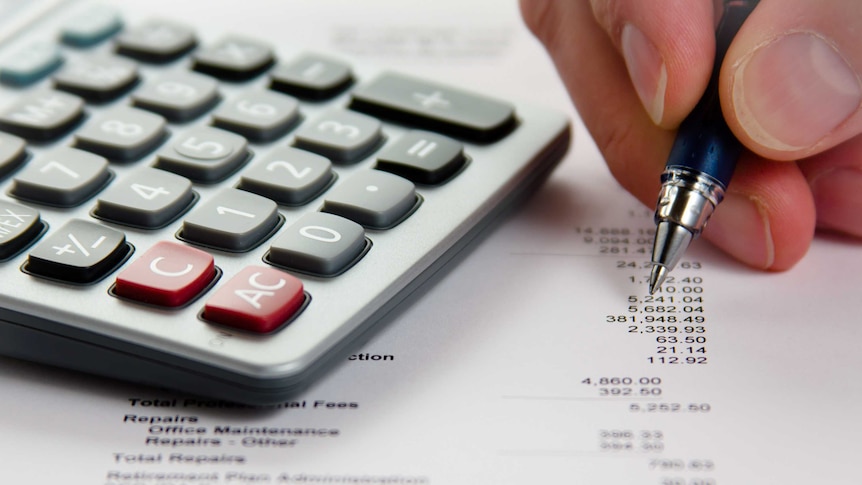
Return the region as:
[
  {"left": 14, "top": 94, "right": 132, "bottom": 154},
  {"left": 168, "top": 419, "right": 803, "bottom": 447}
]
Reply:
[
  {"left": 26, "top": 219, "right": 128, "bottom": 284},
  {"left": 74, "top": 106, "right": 167, "bottom": 162},
  {"left": 321, "top": 170, "right": 417, "bottom": 229},
  {"left": 238, "top": 147, "right": 333, "bottom": 205},
  {"left": 0, "top": 132, "right": 28, "bottom": 179},
  {"left": 180, "top": 188, "right": 280, "bottom": 251},
  {"left": 131, "top": 71, "right": 220, "bottom": 122},
  {"left": 53, "top": 55, "right": 139, "bottom": 103},
  {"left": 350, "top": 72, "right": 516, "bottom": 142},
  {"left": 9, "top": 147, "right": 110, "bottom": 207},
  {"left": 270, "top": 53, "right": 353, "bottom": 100},
  {"left": 0, "top": 42, "right": 64, "bottom": 86},
  {"left": 293, "top": 109, "right": 382, "bottom": 164},
  {"left": 212, "top": 90, "right": 299, "bottom": 142},
  {"left": 94, "top": 167, "right": 195, "bottom": 228},
  {"left": 203, "top": 265, "right": 305, "bottom": 334},
  {"left": 154, "top": 126, "right": 249, "bottom": 183},
  {"left": 0, "top": 201, "right": 43, "bottom": 260},
  {"left": 60, "top": 6, "right": 123, "bottom": 47},
  {"left": 192, "top": 35, "right": 275, "bottom": 81},
  {"left": 0, "top": 89, "right": 84, "bottom": 141},
  {"left": 376, "top": 130, "right": 466, "bottom": 184},
  {"left": 115, "top": 19, "right": 197, "bottom": 63},
  {"left": 114, "top": 241, "right": 215, "bottom": 307},
  {"left": 268, "top": 212, "right": 366, "bottom": 276}
]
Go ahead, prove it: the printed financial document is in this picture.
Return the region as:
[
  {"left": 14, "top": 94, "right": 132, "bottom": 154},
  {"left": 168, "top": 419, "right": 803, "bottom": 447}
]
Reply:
[{"left": 1, "top": 1, "right": 860, "bottom": 484}]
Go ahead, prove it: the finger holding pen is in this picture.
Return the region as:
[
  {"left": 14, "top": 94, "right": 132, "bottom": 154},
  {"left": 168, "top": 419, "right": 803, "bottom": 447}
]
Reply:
[{"left": 520, "top": 0, "right": 862, "bottom": 272}]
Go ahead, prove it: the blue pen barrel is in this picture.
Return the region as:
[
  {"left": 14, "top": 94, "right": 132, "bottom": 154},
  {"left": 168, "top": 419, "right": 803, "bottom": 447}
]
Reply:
[{"left": 664, "top": 0, "right": 759, "bottom": 189}]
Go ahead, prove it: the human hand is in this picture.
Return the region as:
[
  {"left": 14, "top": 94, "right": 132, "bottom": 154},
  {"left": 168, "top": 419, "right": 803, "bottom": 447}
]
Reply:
[{"left": 520, "top": 0, "right": 862, "bottom": 270}]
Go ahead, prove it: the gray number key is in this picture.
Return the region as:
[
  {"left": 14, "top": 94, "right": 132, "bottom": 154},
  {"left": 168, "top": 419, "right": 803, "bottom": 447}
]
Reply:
[
  {"left": 26, "top": 219, "right": 128, "bottom": 284},
  {"left": 53, "top": 55, "right": 139, "bottom": 103},
  {"left": 155, "top": 126, "right": 249, "bottom": 183},
  {"left": 0, "top": 89, "right": 84, "bottom": 141},
  {"left": 74, "top": 106, "right": 167, "bottom": 161},
  {"left": 212, "top": 90, "right": 299, "bottom": 142},
  {"left": 94, "top": 167, "right": 194, "bottom": 228},
  {"left": 0, "top": 201, "right": 43, "bottom": 260},
  {"left": 238, "top": 147, "right": 332, "bottom": 205},
  {"left": 293, "top": 109, "right": 382, "bottom": 164},
  {"left": 350, "top": 71, "right": 516, "bottom": 142},
  {"left": 321, "top": 169, "right": 417, "bottom": 229},
  {"left": 181, "top": 188, "right": 280, "bottom": 251},
  {"left": 267, "top": 212, "right": 366, "bottom": 276},
  {"left": 10, "top": 147, "right": 110, "bottom": 207},
  {"left": 132, "top": 71, "right": 220, "bottom": 122}
]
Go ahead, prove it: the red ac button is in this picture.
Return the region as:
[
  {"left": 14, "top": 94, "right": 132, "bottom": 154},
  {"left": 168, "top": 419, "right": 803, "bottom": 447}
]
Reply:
[
  {"left": 114, "top": 241, "right": 215, "bottom": 307},
  {"left": 203, "top": 265, "right": 305, "bottom": 333}
]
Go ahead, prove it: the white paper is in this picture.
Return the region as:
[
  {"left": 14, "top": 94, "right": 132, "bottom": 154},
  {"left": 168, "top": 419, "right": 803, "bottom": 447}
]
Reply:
[{"left": 2, "top": 1, "right": 860, "bottom": 484}]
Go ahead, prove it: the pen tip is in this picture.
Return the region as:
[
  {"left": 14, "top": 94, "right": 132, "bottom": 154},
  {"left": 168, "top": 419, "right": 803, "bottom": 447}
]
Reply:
[{"left": 648, "top": 265, "right": 668, "bottom": 295}]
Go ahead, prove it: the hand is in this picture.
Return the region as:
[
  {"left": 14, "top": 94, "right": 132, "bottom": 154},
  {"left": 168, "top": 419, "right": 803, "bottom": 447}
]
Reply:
[{"left": 520, "top": 0, "right": 862, "bottom": 270}]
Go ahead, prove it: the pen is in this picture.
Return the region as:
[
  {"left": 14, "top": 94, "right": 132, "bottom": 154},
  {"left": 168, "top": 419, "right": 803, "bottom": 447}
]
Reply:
[{"left": 648, "top": 0, "right": 759, "bottom": 294}]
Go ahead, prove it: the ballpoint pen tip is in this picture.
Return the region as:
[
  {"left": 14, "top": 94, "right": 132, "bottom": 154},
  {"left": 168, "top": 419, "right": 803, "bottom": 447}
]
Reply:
[{"left": 648, "top": 265, "right": 668, "bottom": 295}]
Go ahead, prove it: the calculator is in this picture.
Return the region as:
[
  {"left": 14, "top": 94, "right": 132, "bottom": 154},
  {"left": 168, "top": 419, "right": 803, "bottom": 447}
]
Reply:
[{"left": 0, "top": 0, "right": 570, "bottom": 404}]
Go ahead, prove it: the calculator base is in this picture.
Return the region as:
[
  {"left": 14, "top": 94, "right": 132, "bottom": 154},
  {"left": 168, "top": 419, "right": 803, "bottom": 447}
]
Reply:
[{"left": 0, "top": 128, "right": 570, "bottom": 405}]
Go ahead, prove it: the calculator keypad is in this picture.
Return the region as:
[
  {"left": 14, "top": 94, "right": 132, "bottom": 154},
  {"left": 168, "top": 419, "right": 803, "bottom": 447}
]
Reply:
[{"left": 0, "top": 3, "right": 568, "bottom": 400}]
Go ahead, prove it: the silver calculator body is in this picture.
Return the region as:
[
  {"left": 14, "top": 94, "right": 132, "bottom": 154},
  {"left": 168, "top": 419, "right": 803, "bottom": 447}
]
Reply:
[{"left": 0, "top": 0, "right": 570, "bottom": 404}]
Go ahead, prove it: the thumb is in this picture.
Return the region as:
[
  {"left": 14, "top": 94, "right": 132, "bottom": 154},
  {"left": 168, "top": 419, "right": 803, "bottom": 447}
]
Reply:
[{"left": 722, "top": 0, "right": 862, "bottom": 161}]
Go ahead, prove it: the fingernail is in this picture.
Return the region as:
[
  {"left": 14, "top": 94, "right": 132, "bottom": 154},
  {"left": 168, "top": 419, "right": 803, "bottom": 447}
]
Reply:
[
  {"left": 808, "top": 168, "right": 862, "bottom": 237},
  {"left": 704, "top": 193, "right": 775, "bottom": 269},
  {"left": 621, "top": 23, "right": 667, "bottom": 125},
  {"left": 732, "top": 32, "right": 862, "bottom": 152}
]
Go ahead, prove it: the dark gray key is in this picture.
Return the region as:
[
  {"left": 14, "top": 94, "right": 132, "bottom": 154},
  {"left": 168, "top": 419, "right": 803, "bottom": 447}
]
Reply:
[
  {"left": 0, "top": 42, "right": 63, "bottom": 86},
  {"left": 0, "top": 89, "right": 84, "bottom": 141},
  {"left": 181, "top": 188, "right": 279, "bottom": 251},
  {"left": 270, "top": 53, "right": 353, "bottom": 100},
  {"left": 268, "top": 212, "right": 365, "bottom": 276},
  {"left": 0, "top": 201, "right": 43, "bottom": 260},
  {"left": 60, "top": 6, "right": 123, "bottom": 47},
  {"left": 53, "top": 55, "right": 139, "bottom": 103},
  {"left": 350, "top": 72, "right": 516, "bottom": 142},
  {"left": 376, "top": 130, "right": 466, "bottom": 184},
  {"left": 155, "top": 126, "right": 249, "bottom": 183},
  {"left": 74, "top": 106, "right": 167, "bottom": 161},
  {"left": 10, "top": 147, "right": 110, "bottom": 207},
  {"left": 132, "top": 71, "right": 220, "bottom": 122},
  {"left": 94, "top": 167, "right": 194, "bottom": 228},
  {"left": 238, "top": 146, "right": 333, "bottom": 205},
  {"left": 321, "top": 170, "right": 417, "bottom": 229},
  {"left": 0, "top": 132, "right": 28, "bottom": 178},
  {"left": 193, "top": 35, "right": 275, "bottom": 81},
  {"left": 212, "top": 90, "right": 299, "bottom": 141},
  {"left": 26, "top": 219, "right": 128, "bottom": 283},
  {"left": 116, "top": 19, "right": 197, "bottom": 63},
  {"left": 293, "top": 109, "right": 382, "bottom": 164}
]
